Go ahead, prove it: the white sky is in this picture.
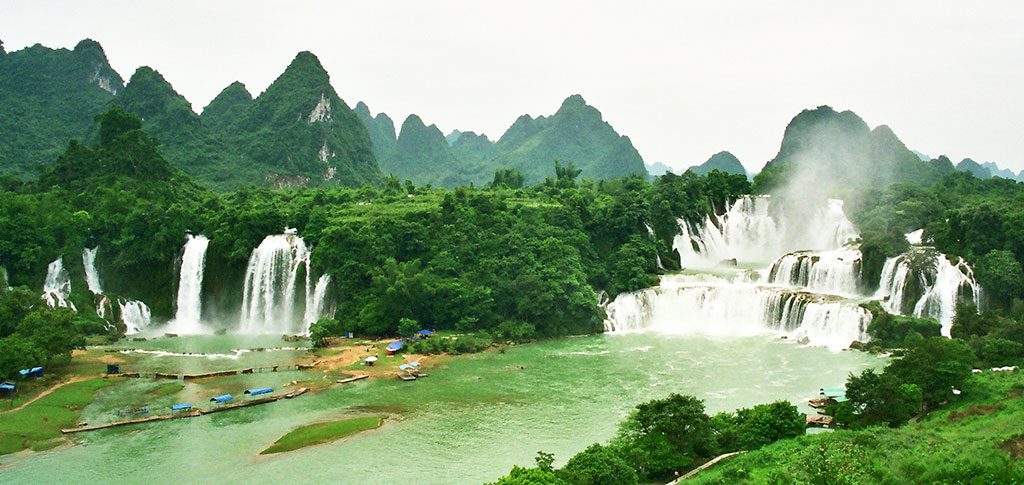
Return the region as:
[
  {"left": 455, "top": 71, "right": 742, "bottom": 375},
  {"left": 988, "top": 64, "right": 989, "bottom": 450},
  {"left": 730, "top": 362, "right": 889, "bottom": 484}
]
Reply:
[{"left": 2, "top": 1, "right": 1023, "bottom": 173}]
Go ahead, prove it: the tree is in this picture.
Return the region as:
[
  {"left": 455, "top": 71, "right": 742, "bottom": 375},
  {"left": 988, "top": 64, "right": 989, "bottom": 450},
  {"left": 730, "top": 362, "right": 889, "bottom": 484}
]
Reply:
[
  {"left": 611, "top": 394, "right": 715, "bottom": 479},
  {"left": 733, "top": 401, "right": 805, "bottom": 449},
  {"left": 398, "top": 317, "right": 420, "bottom": 337},
  {"left": 883, "top": 337, "right": 973, "bottom": 408},
  {"left": 843, "top": 369, "right": 923, "bottom": 427},
  {"left": 558, "top": 444, "right": 637, "bottom": 485},
  {"left": 309, "top": 317, "right": 343, "bottom": 348},
  {"left": 0, "top": 335, "right": 47, "bottom": 379},
  {"left": 490, "top": 466, "right": 566, "bottom": 485},
  {"left": 975, "top": 249, "right": 1024, "bottom": 308}
]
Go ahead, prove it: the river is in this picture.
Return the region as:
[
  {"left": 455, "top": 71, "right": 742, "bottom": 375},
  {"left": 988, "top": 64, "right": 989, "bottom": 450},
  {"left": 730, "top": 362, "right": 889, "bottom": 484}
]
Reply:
[{"left": 0, "top": 333, "right": 882, "bottom": 484}]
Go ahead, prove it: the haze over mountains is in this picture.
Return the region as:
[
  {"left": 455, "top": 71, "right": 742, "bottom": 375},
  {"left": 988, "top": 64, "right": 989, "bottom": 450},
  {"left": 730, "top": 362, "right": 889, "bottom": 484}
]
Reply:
[{"left": 1, "top": 39, "right": 1021, "bottom": 190}]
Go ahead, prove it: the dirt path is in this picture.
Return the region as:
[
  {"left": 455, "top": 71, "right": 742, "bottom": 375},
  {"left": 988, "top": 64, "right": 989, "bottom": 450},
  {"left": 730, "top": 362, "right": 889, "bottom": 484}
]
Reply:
[{"left": 2, "top": 376, "right": 93, "bottom": 413}]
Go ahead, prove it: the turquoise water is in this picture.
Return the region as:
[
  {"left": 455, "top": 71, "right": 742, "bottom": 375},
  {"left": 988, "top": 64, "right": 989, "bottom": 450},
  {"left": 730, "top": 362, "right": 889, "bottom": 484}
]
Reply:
[{"left": 0, "top": 334, "right": 883, "bottom": 484}]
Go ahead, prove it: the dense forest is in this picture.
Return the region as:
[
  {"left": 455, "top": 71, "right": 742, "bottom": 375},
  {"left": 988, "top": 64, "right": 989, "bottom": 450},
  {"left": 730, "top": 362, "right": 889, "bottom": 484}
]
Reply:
[{"left": 0, "top": 107, "right": 749, "bottom": 377}]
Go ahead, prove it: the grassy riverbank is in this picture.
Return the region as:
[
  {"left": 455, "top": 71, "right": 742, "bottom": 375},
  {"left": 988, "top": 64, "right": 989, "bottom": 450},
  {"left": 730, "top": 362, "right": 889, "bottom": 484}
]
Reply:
[
  {"left": 0, "top": 378, "right": 113, "bottom": 455},
  {"left": 262, "top": 416, "right": 384, "bottom": 454},
  {"left": 690, "top": 371, "right": 1024, "bottom": 483}
]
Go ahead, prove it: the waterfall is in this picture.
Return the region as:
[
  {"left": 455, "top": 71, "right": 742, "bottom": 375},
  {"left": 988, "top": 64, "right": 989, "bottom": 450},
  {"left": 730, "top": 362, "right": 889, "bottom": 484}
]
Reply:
[
  {"left": 119, "top": 299, "right": 152, "bottom": 335},
  {"left": 303, "top": 274, "right": 333, "bottom": 331},
  {"left": 1, "top": 266, "right": 9, "bottom": 290},
  {"left": 42, "top": 257, "right": 76, "bottom": 310},
  {"left": 673, "top": 196, "right": 858, "bottom": 267},
  {"left": 82, "top": 246, "right": 103, "bottom": 294},
  {"left": 169, "top": 234, "right": 210, "bottom": 334},
  {"left": 767, "top": 246, "right": 862, "bottom": 296},
  {"left": 876, "top": 248, "right": 981, "bottom": 336},
  {"left": 604, "top": 274, "right": 868, "bottom": 351},
  {"left": 239, "top": 229, "right": 313, "bottom": 335}
]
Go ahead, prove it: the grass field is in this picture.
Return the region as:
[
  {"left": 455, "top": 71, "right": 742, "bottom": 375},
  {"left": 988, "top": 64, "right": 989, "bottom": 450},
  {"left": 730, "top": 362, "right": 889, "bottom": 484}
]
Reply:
[
  {"left": 691, "top": 371, "right": 1024, "bottom": 483},
  {"left": 0, "top": 378, "right": 113, "bottom": 455},
  {"left": 261, "top": 416, "right": 384, "bottom": 455}
]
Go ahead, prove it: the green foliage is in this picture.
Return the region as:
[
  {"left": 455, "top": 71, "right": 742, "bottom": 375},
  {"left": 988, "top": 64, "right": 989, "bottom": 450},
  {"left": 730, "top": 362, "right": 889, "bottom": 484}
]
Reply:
[
  {"left": 490, "top": 466, "right": 566, "bottom": 485},
  {"left": 885, "top": 337, "right": 973, "bottom": 408},
  {"left": 862, "top": 301, "right": 941, "bottom": 348},
  {"left": 558, "top": 444, "right": 638, "bottom": 485},
  {"left": 0, "top": 287, "right": 84, "bottom": 379},
  {"left": 843, "top": 368, "right": 923, "bottom": 428},
  {"left": 975, "top": 250, "right": 1024, "bottom": 308},
  {"left": 690, "top": 372, "right": 1024, "bottom": 484},
  {"left": 490, "top": 169, "right": 525, "bottom": 189},
  {"left": 309, "top": 317, "right": 342, "bottom": 348},
  {"left": 0, "top": 40, "right": 123, "bottom": 179},
  {"left": 611, "top": 394, "right": 716, "bottom": 479},
  {"left": 398, "top": 318, "right": 420, "bottom": 337}
]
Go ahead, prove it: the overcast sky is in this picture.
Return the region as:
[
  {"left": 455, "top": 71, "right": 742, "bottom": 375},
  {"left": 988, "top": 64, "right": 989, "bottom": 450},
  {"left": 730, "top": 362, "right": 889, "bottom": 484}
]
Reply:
[{"left": 3, "top": 1, "right": 1022, "bottom": 173}]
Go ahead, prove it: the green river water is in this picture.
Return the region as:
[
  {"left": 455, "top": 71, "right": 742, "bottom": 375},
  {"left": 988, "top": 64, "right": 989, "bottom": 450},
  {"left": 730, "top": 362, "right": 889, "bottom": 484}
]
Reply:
[{"left": 0, "top": 334, "right": 883, "bottom": 484}]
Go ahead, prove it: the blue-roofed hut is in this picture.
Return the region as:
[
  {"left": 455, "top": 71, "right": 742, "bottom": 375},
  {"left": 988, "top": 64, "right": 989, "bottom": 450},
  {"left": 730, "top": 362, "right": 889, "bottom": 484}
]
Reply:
[
  {"left": 106, "top": 364, "right": 121, "bottom": 374},
  {"left": 210, "top": 394, "right": 233, "bottom": 404},
  {"left": 417, "top": 330, "right": 434, "bottom": 338},
  {"left": 386, "top": 340, "right": 404, "bottom": 355},
  {"left": 0, "top": 382, "right": 15, "bottom": 396},
  {"left": 171, "top": 403, "right": 192, "bottom": 411},
  {"left": 244, "top": 388, "right": 273, "bottom": 396}
]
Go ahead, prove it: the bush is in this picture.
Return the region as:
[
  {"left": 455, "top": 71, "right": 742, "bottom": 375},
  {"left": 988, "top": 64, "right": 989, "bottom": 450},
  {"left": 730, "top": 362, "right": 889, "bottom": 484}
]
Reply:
[
  {"left": 558, "top": 444, "right": 637, "bottom": 485},
  {"left": 309, "top": 317, "right": 343, "bottom": 348},
  {"left": 864, "top": 302, "right": 941, "bottom": 348}
]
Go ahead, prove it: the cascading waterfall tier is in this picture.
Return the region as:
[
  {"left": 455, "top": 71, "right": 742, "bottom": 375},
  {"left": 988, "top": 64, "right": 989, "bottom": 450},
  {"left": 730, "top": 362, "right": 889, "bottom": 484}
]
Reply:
[
  {"left": 82, "top": 247, "right": 103, "bottom": 294},
  {"left": 239, "top": 229, "right": 330, "bottom": 335},
  {"left": 303, "top": 274, "right": 333, "bottom": 328},
  {"left": 876, "top": 248, "right": 981, "bottom": 337},
  {"left": 168, "top": 234, "right": 210, "bottom": 334},
  {"left": 119, "top": 299, "right": 152, "bottom": 335},
  {"left": 673, "top": 195, "right": 858, "bottom": 268},
  {"left": 604, "top": 274, "right": 869, "bottom": 351},
  {"left": 42, "top": 257, "right": 76, "bottom": 311},
  {"left": 767, "top": 246, "right": 862, "bottom": 296}
]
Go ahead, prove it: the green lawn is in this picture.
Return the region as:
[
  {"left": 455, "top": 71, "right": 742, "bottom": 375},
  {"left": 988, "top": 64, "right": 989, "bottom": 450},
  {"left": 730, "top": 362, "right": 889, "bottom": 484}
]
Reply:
[
  {"left": 691, "top": 371, "right": 1024, "bottom": 483},
  {"left": 261, "top": 416, "right": 384, "bottom": 455},
  {"left": 0, "top": 378, "right": 113, "bottom": 455}
]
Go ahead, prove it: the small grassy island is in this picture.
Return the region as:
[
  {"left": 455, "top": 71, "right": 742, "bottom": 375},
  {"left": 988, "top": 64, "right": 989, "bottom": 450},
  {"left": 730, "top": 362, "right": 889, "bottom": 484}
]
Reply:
[{"left": 261, "top": 416, "right": 385, "bottom": 455}]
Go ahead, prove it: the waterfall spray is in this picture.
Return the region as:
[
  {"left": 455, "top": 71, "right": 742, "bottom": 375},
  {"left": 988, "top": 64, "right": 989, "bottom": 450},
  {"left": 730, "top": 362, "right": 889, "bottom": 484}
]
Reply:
[{"left": 42, "top": 257, "right": 76, "bottom": 310}]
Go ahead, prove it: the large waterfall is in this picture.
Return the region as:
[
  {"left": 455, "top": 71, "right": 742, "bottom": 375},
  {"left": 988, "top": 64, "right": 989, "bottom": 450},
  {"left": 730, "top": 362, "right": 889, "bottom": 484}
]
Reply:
[
  {"left": 82, "top": 247, "right": 103, "bottom": 294},
  {"left": 239, "top": 229, "right": 327, "bottom": 335},
  {"left": 609, "top": 196, "right": 869, "bottom": 350},
  {"left": 168, "top": 234, "right": 210, "bottom": 334},
  {"left": 42, "top": 257, "right": 76, "bottom": 310},
  {"left": 608, "top": 195, "right": 983, "bottom": 349},
  {"left": 876, "top": 248, "right": 981, "bottom": 336}
]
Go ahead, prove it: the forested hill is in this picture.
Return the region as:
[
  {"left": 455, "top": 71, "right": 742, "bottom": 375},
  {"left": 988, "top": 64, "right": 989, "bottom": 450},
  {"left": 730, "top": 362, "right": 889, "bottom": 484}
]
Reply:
[
  {"left": 355, "top": 95, "right": 651, "bottom": 187},
  {"left": 752, "top": 106, "right": 952, "bottom": 193},
  {"left": 686, "top": 151, "right": 747, "bottom": 178},
  {"left": 0, "top": 39, "right": 124, "bottom": 178},
  {"left": 0, "top": 40, "right": 380, "bottom": 190}
]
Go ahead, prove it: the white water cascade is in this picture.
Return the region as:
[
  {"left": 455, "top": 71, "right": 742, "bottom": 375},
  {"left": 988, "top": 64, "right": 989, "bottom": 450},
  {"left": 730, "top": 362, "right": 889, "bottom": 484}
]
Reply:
[
  {"left": 876, "top": 249, "right": 981, "bottom": 336},
  {"left": 673, "top": 196, "right": 858, "bottom": 268},
  {"left": 767, "top": 246, "right": 862, "bottom": 296},
  {"left": 168, "top": 234, "right": 210, "bottom": 334},
  {"left": 239, "top": 229, "right": 317, "bottom": 335},
  {"left": 42, "top": 257, "right": 76, "bottom": 310},
  {"left": 605, "top": 274, "right": 869, "bottom": 351},
  {"left": 303, "top": 274, "right": 333, "bottom": 330},
  {"left": 82, "top": 247, "right": 103, "bottom": 294},
  {"left": 608, "top": 197, "right": 869, "bottom": 350},
  {"left": 119, "top": 299, "right": 152, "bottom": 335}
]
